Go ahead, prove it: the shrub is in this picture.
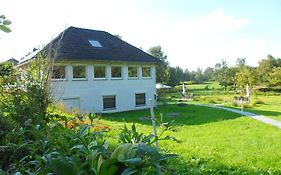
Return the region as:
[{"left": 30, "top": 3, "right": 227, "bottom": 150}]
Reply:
[
  {"left": 204, "top": 85, "right": 209, "bottom": 90},
  {"left": 208, "top": 99, "right": 217, "bottom": 104},
  {"left": 200, "top": 96, "right": 207, "bottom": 101},
  {"left": 232, "top": 101, "right": 238, "bottom": 107},
  {"left": 254, "top": 99, "right": 265, "bottom": 105},
  {"left": 192, "top": 96, "right": 200, "bottom": 102}
]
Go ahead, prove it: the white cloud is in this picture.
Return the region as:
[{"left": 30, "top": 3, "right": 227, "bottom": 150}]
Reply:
[
  {"left": 155, "top": 9, "right": 251, "bottom": 70},
  {"left": 191, "top": 8, "right": 248, "bottom": 33}
]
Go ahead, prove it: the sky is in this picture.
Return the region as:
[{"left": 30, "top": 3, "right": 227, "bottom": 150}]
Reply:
[{"left": 1, "top": 0, "right": 281, "bottom": 71}]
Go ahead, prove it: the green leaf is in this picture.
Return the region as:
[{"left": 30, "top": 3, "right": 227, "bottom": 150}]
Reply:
[
  {"left": 123, "top": 158, "right": 143, "bottom": 166},
  {"left": 71, "top": 144, "right": 88, "bottom": 154},
  {"left": 132, "top": 123, "right": 136, "bottom": 133},
  {"left": 158, "top": 154, "right": 178, "bottom": 162},
  {"left": 88, "top": 140, "right": 98, "bottom": 149},
  {"left": 79, "top": 124, "right": 90, "bottom": 137},
  {"left": 121, "top": 168, "right": 137, "bottom": 175},
  {"left": 0, "top": 25, "right": 11, "bottom": 33},
  {"left": 50, "top": 157, "right": 77, "bottom": 175},
  {"left": 107, "top": 164, "right": 119, "bottom": 175}
]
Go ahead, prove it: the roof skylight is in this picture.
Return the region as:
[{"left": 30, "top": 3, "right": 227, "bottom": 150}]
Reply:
[{"left": 89, "top": 40, "right": 102, "bottom": 48}]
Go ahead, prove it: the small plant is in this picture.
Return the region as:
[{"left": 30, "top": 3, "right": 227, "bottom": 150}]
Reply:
[
  {"left": 232, "top": 101, "right": 238, "bottom": 107},
  {"left": 251, "top": 99, "right": 265, "bottom": 106},
  {"left": 208, "top": 99, "right": 217, "bottom": 104},
  {"left": 204, "top": 85, "right": 209, "bottom": 90},
  {"left": 200, "top": 96, "right": 207, "bottom": 101},
  {"left": 242, "top": 103, "right": 252, "bottom": 108}
]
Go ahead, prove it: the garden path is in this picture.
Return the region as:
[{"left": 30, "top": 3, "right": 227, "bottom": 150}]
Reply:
[{"left": 193, "top": 104, "right": 281, "bottom": 129}]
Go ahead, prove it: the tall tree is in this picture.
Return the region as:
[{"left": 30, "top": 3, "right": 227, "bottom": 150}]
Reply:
[
  {"left": 268, "top": 67, "right": 281, "bottom": 87},
  {"left": 203, "top": 67, "right": 214, "bottom": 81},
  {"left": 213, "top": 60, "right": 237, "bottom": 90},
  {"left": 168, "top": 66, "right": 186, "bottom": 86},
  {"left": 236, "top": 57, "right": 246, "bottom": 68},
  {"left": 236, "top": 66, "right": 256, "bottom": 89},
  {"left": 0, "top": 15, "right": 11, "bottom": 33},
  {"left": 183, "top": 69, "right": 191, "bottom": 81},
  {"left": 0, "top": 61, "right": 17, "bottom": 84},
  {"left": 148, "top": 46, "right": 169, "bottom": 84},
  {"left": 194, "top": 68, "right": 203, "bottom": 83},
  {"left": 256, "top": 54, "right": 279, "bottom": 84}
]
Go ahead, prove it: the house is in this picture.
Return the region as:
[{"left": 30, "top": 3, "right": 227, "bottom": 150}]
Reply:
[
  {"left": 35, "top": 26, "right": 160, "bottom": 113},
  {"left": 6, "top": 58, "right": 19, "bottom": 65}
]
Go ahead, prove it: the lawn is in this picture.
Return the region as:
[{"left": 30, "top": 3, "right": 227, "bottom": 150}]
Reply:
[
  {"left": 160, "top": 82, "right": 281, "bottom": 122},
  {"left": 244, "top": 95, "right": 281, "bottom": 121},
  {"left": 99, "top": 104, "right": 281, "bottom": 174}
]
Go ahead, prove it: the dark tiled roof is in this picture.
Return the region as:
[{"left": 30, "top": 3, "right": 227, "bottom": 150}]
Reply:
[
  {"left": 44, "top": 26, "right": 160, "bottom": 63},
  {"left": 6, "top": 58, "right": 19, "bottom": 65}
]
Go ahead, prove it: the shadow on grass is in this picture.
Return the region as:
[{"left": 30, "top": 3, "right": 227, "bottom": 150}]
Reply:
[
  {"left": 246, "top": 108, "right": 281, "bottom": 118},
  {"left": 102, "top": 104, "right": 242, "bottom": 126},
  {"left": 166, "top": 156, "right": 280, "bottom": 175}
]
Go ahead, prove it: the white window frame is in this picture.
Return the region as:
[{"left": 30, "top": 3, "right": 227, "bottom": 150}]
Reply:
[
  {"left": 142, "top": 66, "right": 151, "bottom": 79},
  {"left": 135, "top": 93, "right": 146, "bottom": 107},
  {"left": 128, "top": 66, "right": 139, "bottom": 79},
  {"left": 72, "top": 65, "right": 87, "bottom": 81},
  {"left": 111, "top": 66, "right": 123, "bottom": 80},
  {"left": 103, "top": 95, "right": 116, "bottom": 111},
  {"left": 93, "top": 65, "right": 107, "bottom": 80},
  {"left": 51, "top": 65, "right": 67, "bottom": 81},
  {"left": 89, "top": 40, "right": 102, "bottom": 48}
]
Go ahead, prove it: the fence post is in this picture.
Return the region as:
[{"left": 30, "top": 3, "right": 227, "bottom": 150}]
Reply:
[{"left": 149, "top": 98, "right": 159, "bottom": 150}]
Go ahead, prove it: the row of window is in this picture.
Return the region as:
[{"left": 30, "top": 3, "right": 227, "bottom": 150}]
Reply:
[
  {"left": 103, "top": 93, "right": 146, "bottom": 110},
  {"left": 52, "top": 65, "right": 151, "bottom": 80}
]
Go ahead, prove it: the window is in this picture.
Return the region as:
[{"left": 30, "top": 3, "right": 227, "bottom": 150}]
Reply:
[
  {"left": 73, "top": 66, "right": 86, "bottom": 79},
  {"left": 128, "top": 66, "right": 138, "bottom": 78},
  {"left": 89, "top": 40, "right": 102, "bottom": 48},
  {"left": 103, "top": 95, "right": 116, "bottom": 110},
  {"left": 135, "top": 93, "right": 146, "bottom": 106},
  {"left": 142, "top": 67, "right": 151, "bottom": 78},
  {"left": 52, "top": 65, "right": 65, "bottom": 79},
  {"left": 94, "top": 66, "right": 106, "bottom": 79},
  {"left": 111, "top": 66, "right": 122, "bottom": 78}
]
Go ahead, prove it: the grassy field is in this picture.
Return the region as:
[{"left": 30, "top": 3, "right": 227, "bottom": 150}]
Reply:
[
  {"left": 98, "top": 104, "right": 281, "bottom": 174},
  {"left": 158, "top": 82, "right": 281, "bottom": 122},
  {"left": 244, "top": 95, "right": 281, "bottom": 121}
]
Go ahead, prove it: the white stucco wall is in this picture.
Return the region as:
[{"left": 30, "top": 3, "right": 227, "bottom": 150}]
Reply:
[{"left": 50, "top": 62, "right": 156, "bottom": 113}]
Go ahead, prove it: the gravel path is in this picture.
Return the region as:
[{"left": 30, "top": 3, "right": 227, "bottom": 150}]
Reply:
[{"left": 193, "top": 104, "right": 281, "bottom": 129}]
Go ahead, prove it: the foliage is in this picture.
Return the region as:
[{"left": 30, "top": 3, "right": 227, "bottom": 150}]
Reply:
[
  {"left": 256, "top": 54, "right": 281, "bottom": 85},
  {"left": 214, "top": 66, "right": 237, "bottom": 90},
  {"left": 119, "top": 123, "right": 179, "bottom": 145},
  {"left": 0, "top": 15, "right": 11, "bottom": 33},
  {"left": 168, "top": 66, "right": 184, "bottom": 86},
  {"left": 0, "top": 118, "right": 177, "bottom": 174},
  {"left": 0, "top": 61, "right": 17, "bottom": 84},
  {"left": 235, "top": 57, "right": 246, "bottom": 67},
  {"left": 0, "top": 55, "right": 51, "bottom": 126},
  {"left": 268, "top": 67, "right": 281, "bottom": 87},
  {"left": 235, "top": 66, "right": 256, "bottom": 89},
  {"left": 148, "top": 46, "right": 170, "bottom": 84},
  {"left": 203, "top": 67, "right": 214, "bottom": 81}
]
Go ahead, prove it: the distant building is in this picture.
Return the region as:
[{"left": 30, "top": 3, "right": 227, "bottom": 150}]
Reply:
[{"left": 20, "top": 26, "right": 160, "bottom": 113}]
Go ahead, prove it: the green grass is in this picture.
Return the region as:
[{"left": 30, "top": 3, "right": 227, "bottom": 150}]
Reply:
[
  {"left": 163, "top": 81, "right": 281, "bottom": 122},
  {"left": 245, "top": 95, "right": 281, "bottom": 121},
  {"left": 98, "top": 104, "right": 281, "bottom": 174}
]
